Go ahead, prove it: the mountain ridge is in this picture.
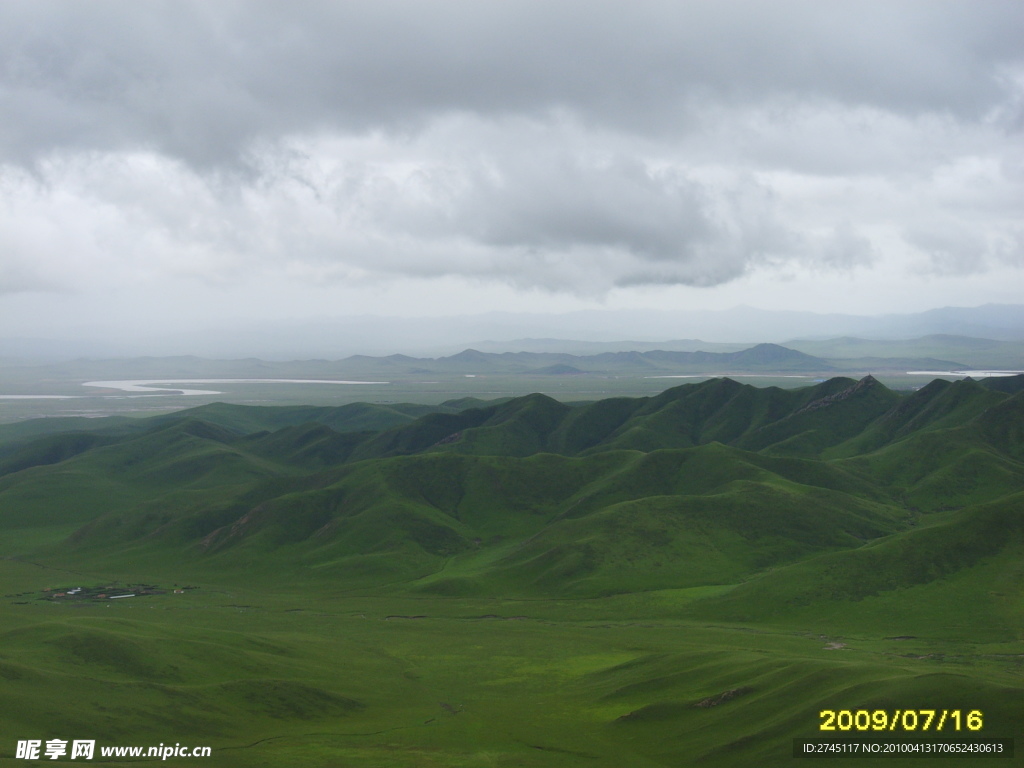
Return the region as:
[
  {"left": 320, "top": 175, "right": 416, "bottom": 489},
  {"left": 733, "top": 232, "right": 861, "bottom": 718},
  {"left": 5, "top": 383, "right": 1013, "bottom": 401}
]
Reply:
[{"left": 1, "top": 375, "right": 1020, "bottom": 601}]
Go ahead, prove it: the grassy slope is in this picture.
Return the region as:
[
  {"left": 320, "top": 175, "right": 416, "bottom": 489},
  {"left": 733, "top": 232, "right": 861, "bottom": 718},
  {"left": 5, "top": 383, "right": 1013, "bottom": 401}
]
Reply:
[
  {"left": 148, "top": 400, "right": 455, "bottom": 435},
  {"left": 0, "top": 567, "right": 1018, "bottom": 767},
  {"left": 0, "top": 377, "right": 1021, "bottom": 766}
]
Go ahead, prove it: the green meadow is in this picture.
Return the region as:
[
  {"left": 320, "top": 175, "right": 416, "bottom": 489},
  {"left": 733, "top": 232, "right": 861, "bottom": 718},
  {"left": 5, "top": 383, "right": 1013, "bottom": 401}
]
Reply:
[{"left": 0, "top": 375, "right": 1021, "bottom": 766}]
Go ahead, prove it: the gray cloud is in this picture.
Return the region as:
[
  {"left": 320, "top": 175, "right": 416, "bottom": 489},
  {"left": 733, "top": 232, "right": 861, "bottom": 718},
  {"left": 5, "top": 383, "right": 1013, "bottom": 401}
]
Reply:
[
  {"left": 0, "top": 1, "right": 1021, "bottom": 313},
  {"left": 443, "top": 153, "right": 717, "bottom": 262},
  {"left": 1, "top": 1, "right": 1021, "bottom": 168}
]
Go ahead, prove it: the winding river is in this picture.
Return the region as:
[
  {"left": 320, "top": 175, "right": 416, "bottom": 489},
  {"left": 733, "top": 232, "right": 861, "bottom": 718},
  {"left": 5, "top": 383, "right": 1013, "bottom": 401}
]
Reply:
[{"left": 81, "top": 379, "right": 390, "bottom": 396}]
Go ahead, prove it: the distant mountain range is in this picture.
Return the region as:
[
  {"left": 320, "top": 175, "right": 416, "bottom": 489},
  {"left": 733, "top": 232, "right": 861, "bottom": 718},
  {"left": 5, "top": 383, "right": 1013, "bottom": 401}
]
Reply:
[
  {"left": 6, "top": 335, "right": 1023, "bottom": 385},
  {"left": 3, "top": 304, "right": 1023, "bottom": 359},
  {"left": 347, "top": 342, "right": 841, "bottom": 375}
]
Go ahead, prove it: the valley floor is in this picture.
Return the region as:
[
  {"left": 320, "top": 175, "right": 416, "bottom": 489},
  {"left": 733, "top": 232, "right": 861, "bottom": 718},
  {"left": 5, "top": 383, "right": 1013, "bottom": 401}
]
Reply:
[{"left": 0, "top": 558, "right": 1020, "bottom": 767}]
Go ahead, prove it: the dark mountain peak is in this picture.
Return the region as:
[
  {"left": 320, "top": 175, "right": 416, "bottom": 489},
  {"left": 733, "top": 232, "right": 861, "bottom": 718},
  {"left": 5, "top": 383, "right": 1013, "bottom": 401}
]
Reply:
[
  {"left": 980, "top": 374, "right": 1024, "bottom": 394},
  {"left": 657, "top": 375, "right": 743, "bottom": 398},
  {"left": 736, "top": 343, "right": 824, "bottom": 364},
  {"left": 793, "top": 375, "right": 890, "bottom": 417},
  {"left": 705, "top": 375, "right": 744, "bottom": 391},
  {"left": 440, "top": 396, "right": 513, "bottom": 410},
  {"left": 919, "top": 377, "right": 952, "bottom": 394},
  {"left": 882, "top": 377, "right": 949, "bottom": 416},
  {"left": 167, "top": 418, "right": 239, "bottom": 444},
  {"left": 949, "top": 376, "right": 986, "bottom": 392},
  {"left": 445, "top": 349, "right": 490, "bottom": 363},
  {"left": 498, "top": 391, "right": 565, "bottom": 411}
]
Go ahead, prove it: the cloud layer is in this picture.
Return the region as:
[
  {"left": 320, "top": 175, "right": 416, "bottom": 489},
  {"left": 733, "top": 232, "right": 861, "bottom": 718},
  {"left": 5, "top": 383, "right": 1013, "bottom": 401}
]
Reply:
[{"left": 0, "top": 1, "right": 1021, "bottom": 306}]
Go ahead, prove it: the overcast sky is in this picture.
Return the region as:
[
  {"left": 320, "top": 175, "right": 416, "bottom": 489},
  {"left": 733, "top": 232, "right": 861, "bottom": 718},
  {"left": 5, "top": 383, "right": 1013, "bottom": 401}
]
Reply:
[{"left": 1, "top": 1, "right": 1022, "bottom": 345}]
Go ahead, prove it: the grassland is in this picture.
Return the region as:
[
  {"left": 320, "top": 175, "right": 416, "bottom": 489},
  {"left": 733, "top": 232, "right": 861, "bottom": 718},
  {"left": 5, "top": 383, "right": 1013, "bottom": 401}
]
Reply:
[
  {"left": 0, "top": 375, "right": 1021, "bottom": 766},
  {"left": 0, "top": 564, "right": 1019, "bottom": 767}
]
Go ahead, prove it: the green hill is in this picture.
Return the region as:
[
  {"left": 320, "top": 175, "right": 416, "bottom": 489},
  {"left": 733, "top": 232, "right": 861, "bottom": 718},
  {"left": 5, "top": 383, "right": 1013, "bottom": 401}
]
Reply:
[
  {"left": 1, "top": 376, "right": 1021, "bottom": 766},
  {"left": 4, "top": 374, "right": 1021, "bottom": 593}
]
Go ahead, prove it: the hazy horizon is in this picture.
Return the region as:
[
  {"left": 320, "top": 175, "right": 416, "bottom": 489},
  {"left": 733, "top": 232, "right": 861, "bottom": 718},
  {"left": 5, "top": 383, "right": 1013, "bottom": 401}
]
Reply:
[{"left": 3, "top": 302, "right": 1024, "bottom": 362}]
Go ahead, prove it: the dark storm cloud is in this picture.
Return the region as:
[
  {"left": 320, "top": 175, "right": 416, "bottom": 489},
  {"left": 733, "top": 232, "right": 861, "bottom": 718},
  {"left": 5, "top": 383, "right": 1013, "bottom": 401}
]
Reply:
[{"left": 1, "top": 1, "right": 1021, "bottom": 167}]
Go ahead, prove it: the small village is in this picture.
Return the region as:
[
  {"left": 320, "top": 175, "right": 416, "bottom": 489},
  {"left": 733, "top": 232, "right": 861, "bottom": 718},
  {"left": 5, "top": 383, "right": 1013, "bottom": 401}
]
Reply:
[{"left": 5, "top": 584, "right": 199, "bottom": 603}]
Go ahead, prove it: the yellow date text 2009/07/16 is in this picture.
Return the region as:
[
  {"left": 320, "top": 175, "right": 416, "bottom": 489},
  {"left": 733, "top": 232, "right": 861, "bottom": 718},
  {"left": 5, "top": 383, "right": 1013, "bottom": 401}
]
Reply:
[{"left": 819, "top": 709, "right": 983, "bottom": 732}]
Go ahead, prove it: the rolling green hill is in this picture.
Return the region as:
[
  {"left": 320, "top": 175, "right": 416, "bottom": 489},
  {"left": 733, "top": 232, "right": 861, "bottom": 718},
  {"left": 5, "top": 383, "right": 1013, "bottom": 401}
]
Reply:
[
  {"left": 0, "top": 376, "right": 1021, "bottom": 766},
  {"left": 4, "top": 375, "right": 1022, "bottom": 573}
]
